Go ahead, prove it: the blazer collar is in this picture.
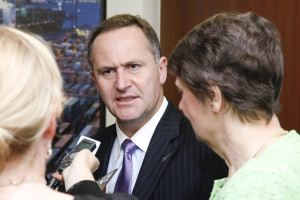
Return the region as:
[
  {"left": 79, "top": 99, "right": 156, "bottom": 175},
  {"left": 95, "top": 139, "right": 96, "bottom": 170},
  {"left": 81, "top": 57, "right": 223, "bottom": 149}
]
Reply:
[{"left": 132, "top": 101, "right": 183, "bottom": 199}]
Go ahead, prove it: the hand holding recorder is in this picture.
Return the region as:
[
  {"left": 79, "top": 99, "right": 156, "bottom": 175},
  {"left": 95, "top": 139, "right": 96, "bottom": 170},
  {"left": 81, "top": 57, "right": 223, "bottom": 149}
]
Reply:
[
  {"left": 48, "top": 138, "right": 99, "bottom": 191},
  {"left": 53, "top": 149, "right": 100, "bottom": 190}
]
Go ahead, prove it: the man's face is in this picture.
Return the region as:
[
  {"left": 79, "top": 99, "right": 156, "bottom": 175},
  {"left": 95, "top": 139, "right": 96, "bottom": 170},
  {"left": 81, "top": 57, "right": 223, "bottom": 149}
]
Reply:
[{"left": 90, "top": 26, "right": 167, "bottom": 134}]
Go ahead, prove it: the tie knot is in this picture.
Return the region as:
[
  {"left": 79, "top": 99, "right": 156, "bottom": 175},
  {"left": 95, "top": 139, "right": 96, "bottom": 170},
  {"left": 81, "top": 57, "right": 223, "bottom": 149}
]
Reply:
[{"left": 122, "top": 139, "right": 138, "bottom": 155}]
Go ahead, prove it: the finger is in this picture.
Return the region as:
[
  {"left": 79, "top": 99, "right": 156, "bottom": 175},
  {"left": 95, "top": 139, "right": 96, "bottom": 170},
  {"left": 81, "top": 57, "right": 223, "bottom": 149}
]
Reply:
[{"left": 52, "top": 172, "right": 64, "bottom": 182}]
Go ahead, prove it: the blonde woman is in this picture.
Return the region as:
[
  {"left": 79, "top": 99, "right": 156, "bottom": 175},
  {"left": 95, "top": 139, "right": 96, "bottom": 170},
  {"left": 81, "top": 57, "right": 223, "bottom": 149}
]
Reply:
[{"left": 0, "top": 26, "right": 136, "bottom": 200}]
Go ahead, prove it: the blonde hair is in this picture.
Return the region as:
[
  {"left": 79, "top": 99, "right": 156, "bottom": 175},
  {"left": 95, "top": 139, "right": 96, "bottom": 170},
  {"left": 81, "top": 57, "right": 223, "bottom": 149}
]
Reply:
[{"left": 0, "top": 26, "right": 65, "bottom": 163}]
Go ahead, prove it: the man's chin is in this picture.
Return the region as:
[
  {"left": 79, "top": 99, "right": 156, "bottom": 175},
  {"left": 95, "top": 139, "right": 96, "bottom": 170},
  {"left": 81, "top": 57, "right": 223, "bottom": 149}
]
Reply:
[{"left": 117, "top": 116, "right": 138, "bottom": 124}]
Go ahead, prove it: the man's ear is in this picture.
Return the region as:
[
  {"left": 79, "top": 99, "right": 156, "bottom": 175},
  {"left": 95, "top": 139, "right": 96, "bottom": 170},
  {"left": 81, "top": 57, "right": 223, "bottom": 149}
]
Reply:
[
  {"left": 158, "top": 56, "right": 168, "bottom": 85},
  {"left": 90, "top": 69, "right": 96, "bottom": 82},
  {"left": 43, "top": 103, "right": 58, "bottom": 140},
  {"left": 210, "top": 85, "right": 223, "bottom": 114},
  {"left": 90, "top": 69, "right": 101, "bottom": 94}
]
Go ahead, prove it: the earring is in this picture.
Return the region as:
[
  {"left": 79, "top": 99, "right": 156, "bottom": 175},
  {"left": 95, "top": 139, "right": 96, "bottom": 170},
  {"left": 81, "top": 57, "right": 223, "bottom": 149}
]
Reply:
[{"left": 46, "top": 140, "right": 52, "bottom": 160}]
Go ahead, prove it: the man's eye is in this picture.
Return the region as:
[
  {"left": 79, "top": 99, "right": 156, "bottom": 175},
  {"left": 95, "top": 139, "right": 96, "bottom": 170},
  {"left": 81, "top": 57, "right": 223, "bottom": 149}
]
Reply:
[
  {"left": 102, "top": 69, "right": 114, "bottom": 75},
  {"left": 129, "top": 64, "right": 139, "bottom": 70}
]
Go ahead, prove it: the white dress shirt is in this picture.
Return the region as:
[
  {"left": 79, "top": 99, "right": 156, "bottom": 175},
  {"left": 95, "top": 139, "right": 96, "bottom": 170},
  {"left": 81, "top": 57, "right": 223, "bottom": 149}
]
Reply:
[{"left": 105, "top": 97, "right": 168, "bottom": 194}]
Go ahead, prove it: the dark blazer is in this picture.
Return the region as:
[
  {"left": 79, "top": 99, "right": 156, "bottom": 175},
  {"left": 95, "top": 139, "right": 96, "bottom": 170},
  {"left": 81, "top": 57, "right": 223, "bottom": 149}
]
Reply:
[
  {"left": 93, "top": 101, "right": 227, "bottom": 200},
  {"left": 68, "top": 180, "right": 138, "bottom": 200}
]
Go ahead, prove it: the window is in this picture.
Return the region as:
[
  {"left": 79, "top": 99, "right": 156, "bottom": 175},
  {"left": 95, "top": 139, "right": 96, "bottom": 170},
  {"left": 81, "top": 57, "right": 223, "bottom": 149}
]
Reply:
[{"left": 0, "top": 0, "right": 106, "bottom": 182}]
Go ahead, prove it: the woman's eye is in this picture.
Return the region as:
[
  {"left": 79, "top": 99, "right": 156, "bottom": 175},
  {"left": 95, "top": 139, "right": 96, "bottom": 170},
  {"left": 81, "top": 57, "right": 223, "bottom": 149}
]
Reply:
[{"left": 177, "top": 88, "right": 183, "bottom": 95}]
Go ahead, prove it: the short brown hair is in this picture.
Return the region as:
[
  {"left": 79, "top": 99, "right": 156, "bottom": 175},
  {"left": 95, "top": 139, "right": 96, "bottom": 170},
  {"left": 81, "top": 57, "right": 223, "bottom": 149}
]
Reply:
[
  {"left": 87, "top": 14, "right": 161, "bottom": 69},
  {"left": 169, "top": 12, "right": 284, "bottom": 122}
]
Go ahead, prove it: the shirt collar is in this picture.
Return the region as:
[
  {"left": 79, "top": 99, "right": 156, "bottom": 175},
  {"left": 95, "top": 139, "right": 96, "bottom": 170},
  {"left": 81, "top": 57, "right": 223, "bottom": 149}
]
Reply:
[{"left": 114, "top": 97, "right": 168, "bottom": 158}]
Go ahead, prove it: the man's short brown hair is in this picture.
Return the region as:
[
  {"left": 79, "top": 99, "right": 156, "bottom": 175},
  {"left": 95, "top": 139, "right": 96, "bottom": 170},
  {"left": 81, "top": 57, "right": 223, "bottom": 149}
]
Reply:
[{"left": 88, "top": 14, "right": 161, "bottom": 70}]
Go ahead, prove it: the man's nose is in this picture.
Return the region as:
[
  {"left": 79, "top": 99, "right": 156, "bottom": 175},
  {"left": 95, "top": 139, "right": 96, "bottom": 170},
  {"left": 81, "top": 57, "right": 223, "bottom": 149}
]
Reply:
[{"left": 116, "top": 71, "right": 131, "bottom": 91}]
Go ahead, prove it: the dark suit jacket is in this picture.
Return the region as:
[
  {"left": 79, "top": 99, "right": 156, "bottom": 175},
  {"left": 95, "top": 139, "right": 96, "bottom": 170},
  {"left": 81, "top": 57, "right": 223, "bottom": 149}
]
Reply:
[
  {"left": 68, "top": 180, "right": 138, "bottom": 200},
  {"left": 93, "top": 102, "right": 227, "bottom": 200}
]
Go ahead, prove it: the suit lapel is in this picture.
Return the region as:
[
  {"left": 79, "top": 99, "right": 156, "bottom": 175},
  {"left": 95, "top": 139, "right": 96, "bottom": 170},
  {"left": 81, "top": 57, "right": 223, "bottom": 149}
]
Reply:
[
  {"left": 93, "top": 125, "right": 117, "bottom": 179},
  {"left": 132, "top": 102, "right": 182, "bottom": 199}
]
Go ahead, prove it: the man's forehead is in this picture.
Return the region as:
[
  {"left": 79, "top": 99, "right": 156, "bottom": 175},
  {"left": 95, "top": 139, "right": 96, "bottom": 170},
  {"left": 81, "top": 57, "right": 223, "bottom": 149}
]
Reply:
[
  {"left": 93, "top": 33, "right": 154, "bottom": 63},
  {"left": 94, "top": 28, "right": 148, "bottom": 50}
]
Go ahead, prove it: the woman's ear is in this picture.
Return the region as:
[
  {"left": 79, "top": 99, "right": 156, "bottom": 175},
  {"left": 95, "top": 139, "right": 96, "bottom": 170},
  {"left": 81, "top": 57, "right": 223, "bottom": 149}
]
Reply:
[{"left": 210, "top": 85, "right": 222, "bottom": 114}]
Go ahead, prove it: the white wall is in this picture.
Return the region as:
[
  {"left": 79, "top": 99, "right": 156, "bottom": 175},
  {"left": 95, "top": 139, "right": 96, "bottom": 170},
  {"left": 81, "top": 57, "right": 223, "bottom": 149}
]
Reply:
[
  {"left": 107, "top": 0, "right": 160, "bottom": 39},
  {"left": 104, "top": 0, "right": 161, "bottom": 127}
]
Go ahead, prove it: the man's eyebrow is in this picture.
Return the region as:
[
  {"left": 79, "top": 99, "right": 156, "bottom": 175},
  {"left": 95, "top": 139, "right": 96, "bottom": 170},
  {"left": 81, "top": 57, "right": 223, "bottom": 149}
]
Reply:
[
  {"left": 121, "top": 59, "right": 144, "bottom": 66},
  {"left": 94, "top": 66, "right": 113, "bottom": 73},
  {"left": 96, "top": 65, "right": 115, "bottom": 70}
]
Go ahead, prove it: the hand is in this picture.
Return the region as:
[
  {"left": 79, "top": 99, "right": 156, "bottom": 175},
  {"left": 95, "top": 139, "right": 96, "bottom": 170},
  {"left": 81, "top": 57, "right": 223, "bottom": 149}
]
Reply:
[
  {"left": 51, "top": 171, "right": 63, "bottom": 182},
  {"left": 61, "top": 149, "right": 100, "bottom": 191}
]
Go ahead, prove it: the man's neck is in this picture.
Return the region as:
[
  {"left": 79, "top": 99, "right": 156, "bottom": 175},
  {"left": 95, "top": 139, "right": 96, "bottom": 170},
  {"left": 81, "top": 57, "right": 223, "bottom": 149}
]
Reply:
[{"left": 117, "top": 96, "right": 166, "bottom": 137}]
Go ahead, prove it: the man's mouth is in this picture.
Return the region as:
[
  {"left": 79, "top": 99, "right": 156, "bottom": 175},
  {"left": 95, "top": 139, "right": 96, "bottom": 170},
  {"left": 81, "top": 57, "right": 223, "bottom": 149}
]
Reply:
[{"left": 116, "top": 97, "right": 136, "bottom": 102}]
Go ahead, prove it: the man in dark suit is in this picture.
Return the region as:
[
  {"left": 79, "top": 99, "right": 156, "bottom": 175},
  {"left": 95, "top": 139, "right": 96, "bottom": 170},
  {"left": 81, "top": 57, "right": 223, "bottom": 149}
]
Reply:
[{"left": 88, "top": 14, "right": 227, "bottom": 200}]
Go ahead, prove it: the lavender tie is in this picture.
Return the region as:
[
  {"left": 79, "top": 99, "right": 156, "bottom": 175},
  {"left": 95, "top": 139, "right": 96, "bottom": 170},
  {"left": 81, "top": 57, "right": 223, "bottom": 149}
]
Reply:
[{"left": 114, "top": 139, "right": 138, "bottom": 194}]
